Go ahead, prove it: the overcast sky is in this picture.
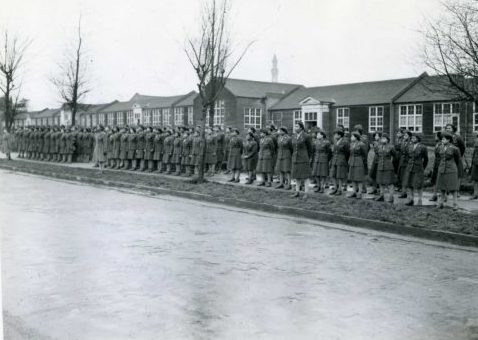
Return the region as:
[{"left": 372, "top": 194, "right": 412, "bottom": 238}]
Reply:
[{"left": 2, "top": 0, "right": 442, "bottom": 110}]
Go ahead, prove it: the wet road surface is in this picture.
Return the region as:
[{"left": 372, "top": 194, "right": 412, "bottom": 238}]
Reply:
[{"left": 1, "top": 170, "right": 478, "bottom": 340}]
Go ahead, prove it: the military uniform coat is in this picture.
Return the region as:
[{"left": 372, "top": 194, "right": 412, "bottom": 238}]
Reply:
[
  {"left": 452, "top": 134, "right": 466, "bottom": 178},
  {"left": 312, "top": 139, "right": 332, "bottom": 177},
  {"left": 93, "top": 132, "right": 107, "bottom": 163},
  {"left": 127, "top": 134, "right": 137, "bottom": 160},
  {"left": 191, "top": 136, "right": 205, "bottom": 166},
  {"left": 256, "top": 136, "right": 275, "bottom": 173},
  {"left": 403, "top": 143, "right": 428, "bottom": 189},
  {"left": 162, "top": 135, "right": 174, "bottom": 164},
  {"left": 1, "top": 131, "right": 13, "bottom": 154},
  {"left": 242, "top": 139, "right": 258, "bottom": 171},
  {"left": 119, "top": 134, "right": 129, "bottom": 160},
  {"left": 470, "top": 141, "right": 478, "bottom": 181},
  {"left": 436, "top": 144, "right": 461, "bottom": 191},
  {"left": 113, "top": 133, "right": 121, "bottom": 159},
  {"left": 205, "top": 134, "right": 217, "bottom": 165},
  {"left": 275, "top": 135, "right": 293, "bottom": 173},
  {"left": 227, "top": 136, "right": 243, "bottom": 171},
  {"left": 397, "top": 140, "right": 411, "bottom": 185},
  {"left": 172, "top": 136, "right": 183, "bottom": 164},
  {"left": 215, "top": 132, "right": 225, "bottom": 164},
  {"left": 135, "top": 133, "right": 146, "bottom": 159},
  {"left": 144, "top": 133, "right": 155, "bottom": 160},
  {"left": 153, "top": 134, "right": 164, "bottom": 161},
  {"left": 291, "top": 132, "right": 312, "bottom": 180},
  {"left": 375, "top": 144, "right": 397, "bottom": 185},
  {"left": 348, "top": 141, "right": 368, "bottom": 182},
  {"left": 181, "top": 136, "right": 193, "bottom": 166},
  {"left": 330, "top": 138, "right": 350, "bottom": 180}
]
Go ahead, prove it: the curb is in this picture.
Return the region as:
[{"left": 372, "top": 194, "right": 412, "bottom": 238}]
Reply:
[{"left": 1, "top": 162, "right": 478, "bottom": 248}]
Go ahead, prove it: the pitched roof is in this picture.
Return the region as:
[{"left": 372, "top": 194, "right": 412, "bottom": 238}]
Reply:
[
  {"left": 393, "top": 75, "right": 463, "bottom": 103},
  {"left": 174, "top": 91, "right": 198, "bottom": 106},
  {"left": 33, "top": 108, "right": 62, "bottom": 118},
  {"left": 130, "top": 92, "right": 193, "bottom": 108},
  {"left": 271, "top": 76, "right": 418, "bottom": 110},
  {"left": 78, "top": 102, "right": 118, "bottom": 114},
  {"left": 224, "top": 78, "right": 302, "bottom": 98},
  {"left": 96, "top": 100, "right": 133, "bottom": 113}
]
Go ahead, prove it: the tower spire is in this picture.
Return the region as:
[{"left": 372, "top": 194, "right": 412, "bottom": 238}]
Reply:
[{"left": 271, "top": 54, "right": 278, "bottom": 83}]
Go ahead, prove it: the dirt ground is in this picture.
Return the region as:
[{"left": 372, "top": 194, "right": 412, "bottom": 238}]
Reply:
[{"left": 1, "top": 159, "right": 477, "bottom": 237}]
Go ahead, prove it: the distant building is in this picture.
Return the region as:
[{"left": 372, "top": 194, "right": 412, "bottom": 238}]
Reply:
[
  {"left": 193, "top": 78, "right": 301, "bottom": 131},
  {"left": 269, "top": 72, "right": 477, "bottom": 145}
]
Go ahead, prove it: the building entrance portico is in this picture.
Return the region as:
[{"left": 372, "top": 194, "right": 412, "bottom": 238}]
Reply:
[{"left": 296, "top": 97, "right": 331, "bottom": 130}]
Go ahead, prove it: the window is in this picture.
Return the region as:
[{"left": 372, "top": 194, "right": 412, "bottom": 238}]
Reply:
[
  {"left": 163, "top": 108, "right": 170, "bottom": 125},
  {"left": 126, "top": 111, "right": 134, "bottom": 125},
  {"left": 98, "top": 113, "right": 105, "bottom": 125},
  {"left": 187, "top": 106, "right": 194, "bottom": 125},
  {"left": 434, "top": 102, "right": 460, "bottom": 132},
  {"left": 293, "top": 110, "right": 302, "bottom": 126},
  {"left": 142, "top": 110, "right": 151, "bottom": 125},
  {"left": 244, "top": 107, "right": 262, "bottom": 129},
  {"left": 214, "top": 100, "right": 225, "bottom": 127},
  {"left": 86, "top": 115, "right": 91, "bottom": 127},
  {"left": 92, "top": 114, "right": 97, "bottom": 127},
  {"left": 369, "top": 106, "right": 384, "bottom": 132},
  {"left": 80, "top": 117, "right": 85, "bottom": 126},
  {"left": 107, "top": 113, "right": 114, "bottom": 126},
  {"left": 134, "top": 110, "right": 141, "bottom": 125},
  {"left": 151, "top": 109, "right": 160, "bottom": 125},
  {"left": 336, "top": 108, "right": 350, "bottom": 131},
  {"left": 174, "top": 107, "right": 184, "bottom": 126},
  {"left": 271, "top": 112, "right": 283, "bottom": 126},
  {"left": 399, "top": 105, "right": 422, "bottom": 132},
  {"left": 116, "top": 112, "right": 124, "bottom": 126}
]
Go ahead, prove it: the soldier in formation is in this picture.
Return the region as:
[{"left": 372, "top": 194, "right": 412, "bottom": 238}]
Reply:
[{"left": 9, "top": 122, "right": 472, "bottom": 208}]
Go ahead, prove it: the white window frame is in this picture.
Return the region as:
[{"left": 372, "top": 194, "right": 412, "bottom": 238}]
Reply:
[
  {"left": 98, "top": 113, "right": 105, "bottom": 126},
  {"left": 336, "top": 107, "right": 350, "bottom": 131},
  {"left": 271, "top": 111, "right": 283, "bottom": 127},
  {"left": 152, "top": 109, "right": 160, "bottom": 125},
  {"left": 213, "top": 100, "right": 225, "bottom": 127},
  {"left": 398, "top": 104, "right": 423, "bottom": 133},
  {"left": 293, "top": 110, "right": 302, "bottom": 126},
  {"left": 126, "top": 111, "right": 134, "bottom": 125},
  {"left": 107, "top": 112, "right": 114, "bottom": 126},
  {"left": 174, "top": 107, "right": 183, "bottom": 126},
  {"left": 433, "top": 102, "right": 460, "bottom": 132},
  {"left": 187, "top": 106, "right": 194, "bottom": 125},
  {"left": 244, "top": 107, "right": 262, "bottom": 129},
  {"left": 142, "top": 110, "right": 151, "bottom": 126},
  {"left": 163, "top": 108, "right": 170, "bottom": 126},
  {"left": 369, "top": 106, "right": 384, "bottom": 133},
  {"left": 116, "top": 112, "right": 124, "bottom": 126}
]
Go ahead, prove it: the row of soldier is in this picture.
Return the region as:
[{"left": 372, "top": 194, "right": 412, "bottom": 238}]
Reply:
[{"left": 7, "top": 122, "right": 478, "bottom": 209}]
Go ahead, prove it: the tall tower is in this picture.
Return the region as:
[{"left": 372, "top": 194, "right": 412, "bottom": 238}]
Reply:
[{"left": 271, "top": 54, "right": 278, "bottom": 83}]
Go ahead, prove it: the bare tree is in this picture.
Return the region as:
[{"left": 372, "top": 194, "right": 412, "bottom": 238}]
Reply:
[
  {"left": 185, "top": 0, "right": 252, "bottom": 182},
  {"left": 0, "top": 30, "right": 29, "bottom": 132},
  {"left": 51, "top": 18, "right": 90, "bottom": 126},
  {"left": 423, "top": 0, "right": 478, "bottom": 102}
]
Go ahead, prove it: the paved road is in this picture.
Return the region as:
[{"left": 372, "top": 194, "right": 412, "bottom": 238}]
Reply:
[{"left": 1, "top": 170, "right": 478, "bottom": 340}]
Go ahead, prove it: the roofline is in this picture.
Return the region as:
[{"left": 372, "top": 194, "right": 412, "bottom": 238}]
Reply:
[
  {"left": 391, "top": 72, "right": 428, "bottom": 102},
  {"left": 302, "top": 75, "right": 420, "bottom": 90},
  {"left": 227, "top": 78, "right": 302, "bottom": 87}
]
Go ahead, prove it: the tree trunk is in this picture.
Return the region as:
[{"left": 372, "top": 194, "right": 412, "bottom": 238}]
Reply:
[{"left": 196, "top": 105, "right": 208, "bottom": 182}]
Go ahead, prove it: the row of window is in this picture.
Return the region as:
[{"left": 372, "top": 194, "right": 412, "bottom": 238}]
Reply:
[
  {"left": 77, "top": 107, "right": 194, "bottom": 128},
  {"left": 289, "top": 103, "right": 478, "bottom": 133}
]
